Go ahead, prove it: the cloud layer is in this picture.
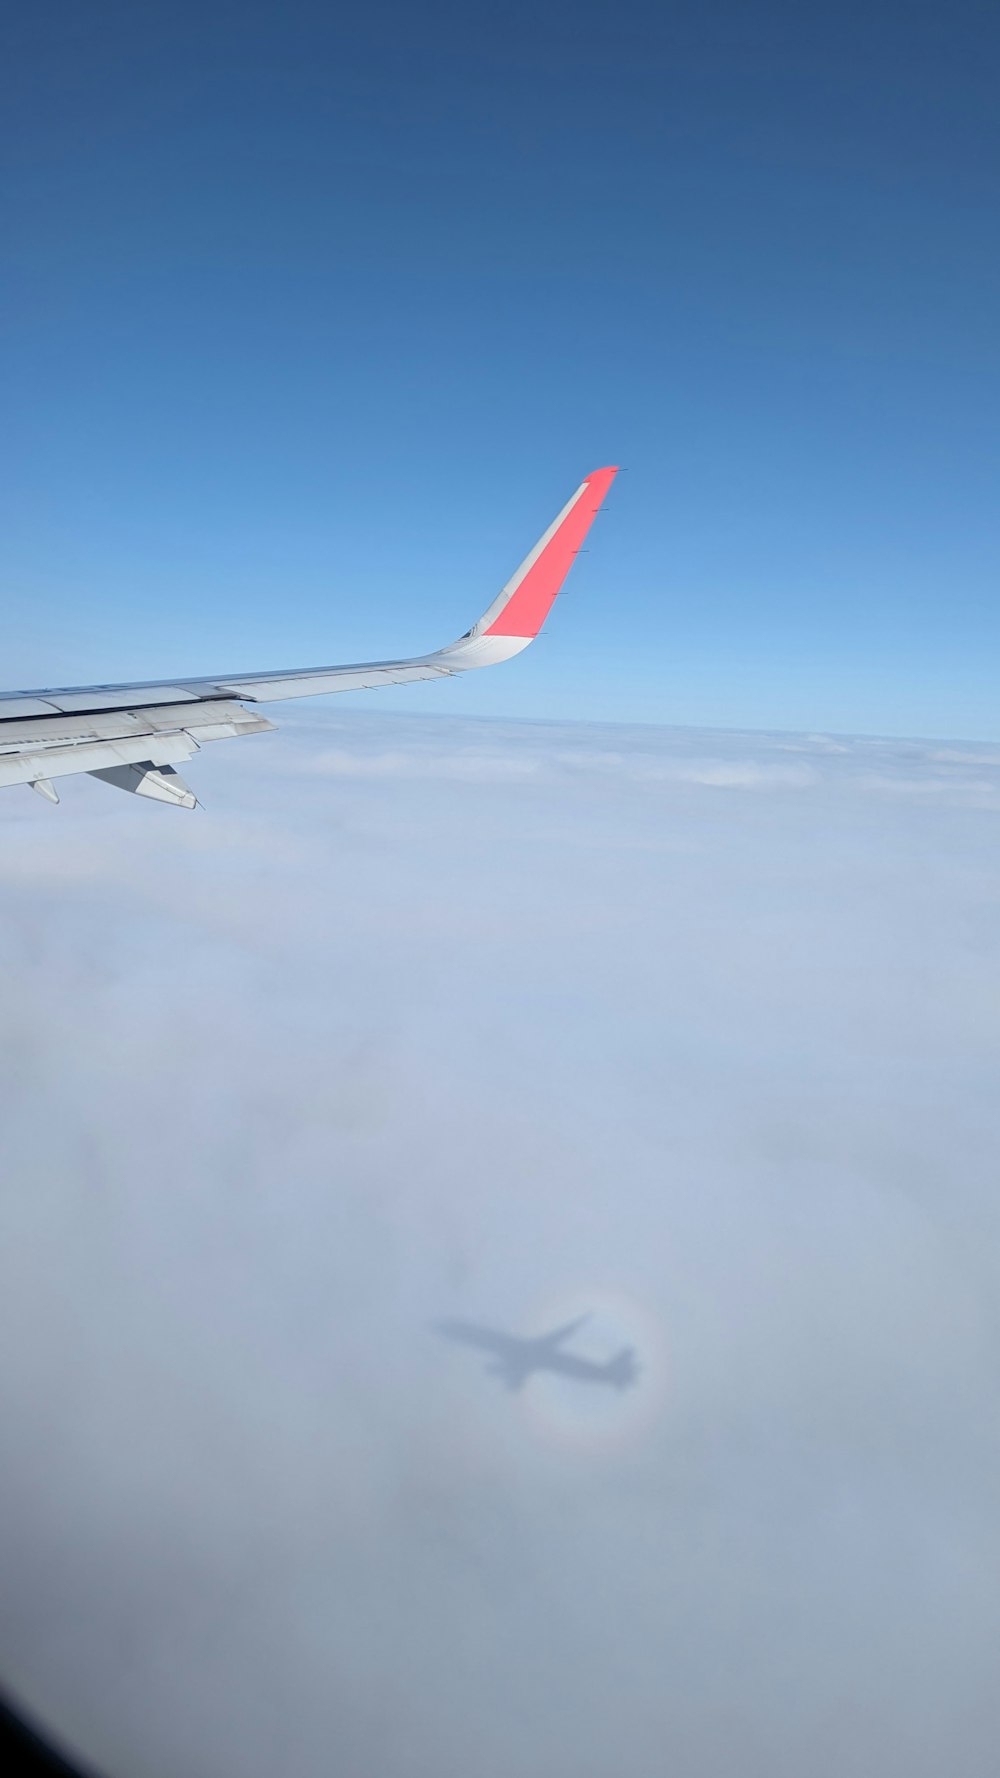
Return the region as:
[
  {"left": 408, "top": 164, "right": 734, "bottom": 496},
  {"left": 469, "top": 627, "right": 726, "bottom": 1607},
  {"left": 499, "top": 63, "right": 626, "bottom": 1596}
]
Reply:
[{"left": 2, "top": 711, "right": 1000, "bottom": 1778}]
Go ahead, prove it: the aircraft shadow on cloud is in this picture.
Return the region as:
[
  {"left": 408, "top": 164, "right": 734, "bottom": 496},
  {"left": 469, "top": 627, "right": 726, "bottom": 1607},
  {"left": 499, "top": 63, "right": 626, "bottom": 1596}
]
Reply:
[{"left": 434, "top": 1314, "right": 639, "bottom": 1392}]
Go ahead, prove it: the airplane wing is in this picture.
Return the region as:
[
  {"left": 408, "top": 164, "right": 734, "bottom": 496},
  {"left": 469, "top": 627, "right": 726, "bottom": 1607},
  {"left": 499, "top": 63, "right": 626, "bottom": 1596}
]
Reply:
[{"left": 1, "top": 466, "right": 618, "bottom": 809}]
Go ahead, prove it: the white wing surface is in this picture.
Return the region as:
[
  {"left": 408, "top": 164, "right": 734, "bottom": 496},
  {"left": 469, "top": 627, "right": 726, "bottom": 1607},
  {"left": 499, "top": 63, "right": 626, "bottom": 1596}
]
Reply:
[{"left": 1, "top": 467, "right": 617, "bottom": 809}]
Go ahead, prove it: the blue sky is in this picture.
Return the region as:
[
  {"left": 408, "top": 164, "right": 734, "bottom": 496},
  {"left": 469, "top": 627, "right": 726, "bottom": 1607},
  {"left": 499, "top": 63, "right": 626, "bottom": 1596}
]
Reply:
[{"left": 3, "top": 0, "right": 999, "bottom": 736}]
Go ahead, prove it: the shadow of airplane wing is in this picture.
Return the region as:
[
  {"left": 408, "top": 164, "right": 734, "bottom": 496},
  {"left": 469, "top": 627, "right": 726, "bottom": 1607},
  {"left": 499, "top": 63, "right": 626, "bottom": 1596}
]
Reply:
[
  {"left": 432, "top": 1318, "right": 537, "bottom": 1388},
  {"left": 537, "top": 1313, "right": 591, "bottom": 1349},
  {"left": 433, "top": 1318, "right": 521, "bottom": 1357}
]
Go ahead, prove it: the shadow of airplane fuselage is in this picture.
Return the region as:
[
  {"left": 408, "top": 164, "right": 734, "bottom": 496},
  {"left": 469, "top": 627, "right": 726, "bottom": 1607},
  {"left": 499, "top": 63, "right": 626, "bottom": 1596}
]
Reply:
[{"left": 434, "top": 1314, "right": 639, "bottom": 1392}]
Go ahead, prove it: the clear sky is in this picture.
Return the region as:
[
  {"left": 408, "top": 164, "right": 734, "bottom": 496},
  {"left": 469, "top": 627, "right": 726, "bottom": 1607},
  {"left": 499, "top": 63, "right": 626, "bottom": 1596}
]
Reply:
[{"left": 3, "top": 0, "right": 999, "bottom": 737}]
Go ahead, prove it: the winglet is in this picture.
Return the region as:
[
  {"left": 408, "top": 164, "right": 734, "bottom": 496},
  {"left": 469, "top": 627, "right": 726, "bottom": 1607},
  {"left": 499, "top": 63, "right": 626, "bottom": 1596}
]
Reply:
[{"left": 467, "top": 466, "right": 618, "bottom": 645}]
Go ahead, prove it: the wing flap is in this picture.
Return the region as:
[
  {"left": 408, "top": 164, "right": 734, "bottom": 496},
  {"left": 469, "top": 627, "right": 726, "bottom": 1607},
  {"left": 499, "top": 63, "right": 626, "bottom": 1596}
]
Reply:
[
  {"left": 0, "top": 699, "right": 273, "bottom": 750},
  {"left": 0, "top": 731, "right": 199, "bottom": 790},
  {"left": 0, "top": 700, "right": 275, "bottom": 789}
]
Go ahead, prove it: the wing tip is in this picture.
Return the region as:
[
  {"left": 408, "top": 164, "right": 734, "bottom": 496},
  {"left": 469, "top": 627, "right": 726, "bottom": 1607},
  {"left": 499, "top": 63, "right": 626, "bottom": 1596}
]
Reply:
[
  {"left": 584, "top": 465, "right": 619, "bottom": 492},
  {"left": 480, "top": 464, "right": 619, "bottom": 640}
]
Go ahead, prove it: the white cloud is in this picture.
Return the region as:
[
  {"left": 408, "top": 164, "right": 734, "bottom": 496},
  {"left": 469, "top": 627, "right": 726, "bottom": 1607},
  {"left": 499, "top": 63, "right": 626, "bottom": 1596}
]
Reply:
[{"left": 1, "top": 711, "right": 1000, "bottom": 1778}]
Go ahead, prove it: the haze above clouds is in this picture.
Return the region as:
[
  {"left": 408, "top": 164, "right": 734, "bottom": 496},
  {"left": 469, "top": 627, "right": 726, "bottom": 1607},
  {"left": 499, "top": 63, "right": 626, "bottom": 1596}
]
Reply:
[{"left": 2, "top": 710, "right": 1000, "bottom": 1778}]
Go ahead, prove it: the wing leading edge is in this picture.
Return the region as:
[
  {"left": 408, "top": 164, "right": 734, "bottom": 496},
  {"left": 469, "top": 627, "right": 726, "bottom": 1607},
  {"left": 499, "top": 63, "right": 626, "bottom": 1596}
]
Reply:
[{"left": 1, "top": 466, "right": 618, "bottom": 807}]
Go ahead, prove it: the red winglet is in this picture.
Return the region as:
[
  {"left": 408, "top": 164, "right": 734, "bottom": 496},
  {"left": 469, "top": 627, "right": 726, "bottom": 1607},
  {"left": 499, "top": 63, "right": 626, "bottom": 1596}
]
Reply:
[{"left": 484, "top": 466, "right": 618, "bottom": 639}]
